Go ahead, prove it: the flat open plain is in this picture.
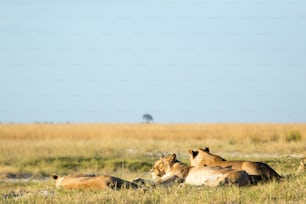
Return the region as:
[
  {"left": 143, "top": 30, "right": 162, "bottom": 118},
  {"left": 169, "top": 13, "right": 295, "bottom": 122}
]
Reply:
[{"left": 0, "top": 124, "right": 305, "bottom": 203}]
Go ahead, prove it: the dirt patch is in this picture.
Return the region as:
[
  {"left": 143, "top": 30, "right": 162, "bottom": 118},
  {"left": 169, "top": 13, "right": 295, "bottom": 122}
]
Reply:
[
  {"left": 0, "top": 172, "right": 32, "bottom": 180},
  {"left": 2, "top": 189, "right": 54, "bottom": 200}
]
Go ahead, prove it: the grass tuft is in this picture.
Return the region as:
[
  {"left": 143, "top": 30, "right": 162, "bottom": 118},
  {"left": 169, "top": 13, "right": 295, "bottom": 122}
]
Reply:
[{"left": 285, "top": 130, "right": 302, "bottom": 143}]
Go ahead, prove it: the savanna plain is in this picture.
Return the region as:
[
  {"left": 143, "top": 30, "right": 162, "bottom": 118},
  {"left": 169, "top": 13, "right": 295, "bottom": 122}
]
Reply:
[{"left": 0, "top": 123, "right": 305, "bottom": 203}]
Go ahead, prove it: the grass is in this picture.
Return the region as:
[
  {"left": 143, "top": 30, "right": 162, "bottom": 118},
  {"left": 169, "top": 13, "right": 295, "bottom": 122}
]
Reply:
[
  {"left": 1, "top": 175, "right": 305, "bottom": 203},
  {"left": 0, "top": 123, "right": 305, "bottom": 203}
]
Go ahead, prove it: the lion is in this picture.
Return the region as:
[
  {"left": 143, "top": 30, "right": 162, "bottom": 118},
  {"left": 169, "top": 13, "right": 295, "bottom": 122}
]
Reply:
[
  {"left": 52, "top": 173, "right": 138, "bottom": 190},
  {"left": 297, "top": 157, "right": 305, "bottom": 174},
  {"left": 188, "top": 147, "right": 282, "bottom": 183},
  {"left": 151, "top": 153, "right": 249, "bottom": 187}
]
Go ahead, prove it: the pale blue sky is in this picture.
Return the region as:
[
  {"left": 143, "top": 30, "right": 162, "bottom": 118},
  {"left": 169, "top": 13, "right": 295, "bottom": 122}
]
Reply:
[{"left": 0, "top": 0, "right": 306, "bottom": 123}]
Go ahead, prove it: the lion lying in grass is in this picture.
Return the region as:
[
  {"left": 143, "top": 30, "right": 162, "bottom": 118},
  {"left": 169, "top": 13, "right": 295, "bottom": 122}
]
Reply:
[
  {"left": 52, "top": 173, "right": 138, "bottom": 190},
  {"left": 151, "top": 153, "right": 249, "bottom": 187},
  {"left": 188, "top": 148, "right": 281, "bottom": 183}
]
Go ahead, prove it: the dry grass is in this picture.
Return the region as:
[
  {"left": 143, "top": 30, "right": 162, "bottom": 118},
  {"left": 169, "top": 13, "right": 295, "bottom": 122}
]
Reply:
[
  {"left": 2, "top": 123, "right": 306, "bottom": 141},
  {"left": 0, "top": 123, "right": 305, "bottom": 203},
  {"left": 0, "top": 123, "right": 305, "bottom": 157},
  {"left": 0, "top": 124, "right": 305, "bottom": 173}
]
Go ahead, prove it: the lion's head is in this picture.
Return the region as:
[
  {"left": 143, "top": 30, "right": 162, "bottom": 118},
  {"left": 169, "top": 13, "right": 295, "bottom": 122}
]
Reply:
[
  {"left": 188, "top": 148, "right": 212, "bottom": 167},
  {"left": 188, "top": 147, "right": 226, "bottom": 167},
  {"left": 151, "top": 154, "right": 177, "bottom": 180}
]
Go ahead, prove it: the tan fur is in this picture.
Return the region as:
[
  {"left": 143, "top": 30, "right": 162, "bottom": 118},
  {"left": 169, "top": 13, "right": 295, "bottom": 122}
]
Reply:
[
  {"left": 188, "top": 148, "right": 281, "bottom": 182},
  {"left": 297, "top": 158, "right": 305, "bottom": 174},
  {"left": 52, "top": 174, "right": 138, "bottom": 190},
  {"left": 151, "top": 154, "right": 249, "bottom": 187}
]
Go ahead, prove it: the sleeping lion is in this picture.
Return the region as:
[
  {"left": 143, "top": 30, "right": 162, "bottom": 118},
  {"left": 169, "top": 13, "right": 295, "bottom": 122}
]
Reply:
[
  {"left": 188, "top": 147, "right": 281, "bottom": 183},
  {"left": 151, "top": 153, "right": 249, "bottom": 187},
  {"left": 52, "top": 173, "right": 138, "bottom": 190}
]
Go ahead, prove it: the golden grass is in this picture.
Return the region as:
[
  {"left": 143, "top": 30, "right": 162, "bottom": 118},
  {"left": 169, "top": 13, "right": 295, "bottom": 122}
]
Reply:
[
  {"left": 0, "top": 123, "right": 305, "bottom": 176},
  {"left": 0, "top": 123, "right": 305, "bottom": 153},
  {"left": 1, "top": 123, "right": 306, "bottom": 140},
  {"left": 0, "top": 123, "right": 305, "bottom": 203}
]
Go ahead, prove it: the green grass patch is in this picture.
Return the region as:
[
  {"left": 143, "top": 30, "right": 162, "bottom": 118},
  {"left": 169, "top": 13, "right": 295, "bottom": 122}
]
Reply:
[
  {"left": 9, "top": 156, "right": 153, "bottom": 177},
  {"left": 285, "top": 130, "right": 302, "bottom": 143}
]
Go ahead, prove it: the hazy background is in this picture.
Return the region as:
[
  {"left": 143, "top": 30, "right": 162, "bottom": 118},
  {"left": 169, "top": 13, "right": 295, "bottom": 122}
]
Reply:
[{"left": 0, "top": 0, "right": 305, "bottom": 123}]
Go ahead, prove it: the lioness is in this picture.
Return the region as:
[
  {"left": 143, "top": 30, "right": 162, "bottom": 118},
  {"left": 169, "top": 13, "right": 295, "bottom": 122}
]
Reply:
[
  {"left": 297, "top": 157, "right": 305, "bottom": 174},
  {"left": 53, "top": 173, "right": 138, "bottom": 190},
  {"left": 151, "top": 153, "right": 249, "bottom": 187},
  {"left": 188, "top": 148, "right": 281, "bottom": 183}
]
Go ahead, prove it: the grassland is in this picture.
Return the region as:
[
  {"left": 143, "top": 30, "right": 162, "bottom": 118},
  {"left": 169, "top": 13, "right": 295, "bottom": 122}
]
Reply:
[{"left": 0, "top": 123, "right": 305, "bottom": 203}]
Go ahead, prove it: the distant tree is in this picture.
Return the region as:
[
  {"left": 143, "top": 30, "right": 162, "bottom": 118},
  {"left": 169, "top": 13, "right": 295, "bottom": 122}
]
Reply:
[{"left": 142, "top": 114, "right": 153, "bottom": 123}]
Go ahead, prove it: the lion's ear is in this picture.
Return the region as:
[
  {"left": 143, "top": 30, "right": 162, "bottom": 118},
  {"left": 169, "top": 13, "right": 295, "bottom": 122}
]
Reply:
[
  {"left": 203, "top": 147, "right": 209, "bottom": 153},
  {"left": 169, "top": 153, "right": 176, "bottom": 162},
  {"left": 189, "top": 150, "right": 198, "bottom": 158}
]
